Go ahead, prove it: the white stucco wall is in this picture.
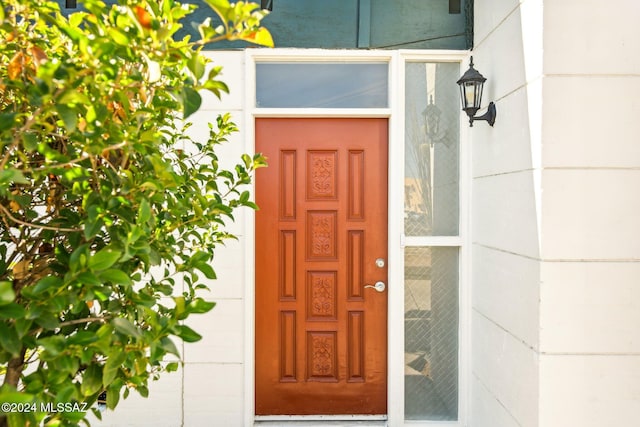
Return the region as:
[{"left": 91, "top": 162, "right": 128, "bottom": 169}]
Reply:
[{"left": 471, "top": 1, "right": 640, "bottom": 426}]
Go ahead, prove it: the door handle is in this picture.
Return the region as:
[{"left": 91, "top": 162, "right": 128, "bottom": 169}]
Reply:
[{"left": 364, "top": 281, "right": 386, "bottom": 293}]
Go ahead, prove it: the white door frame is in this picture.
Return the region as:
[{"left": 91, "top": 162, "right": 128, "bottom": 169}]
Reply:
[{"left": 242, "top": 49, "right": 470, "bottom": 427}]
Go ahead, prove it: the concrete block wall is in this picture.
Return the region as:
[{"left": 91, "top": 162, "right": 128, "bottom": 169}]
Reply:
[
  {"left": 472, "top": 0, "right": 640, "bottom": 426},
  {"left": 94, "top": 51, "right": 248, "bottom": 427}
]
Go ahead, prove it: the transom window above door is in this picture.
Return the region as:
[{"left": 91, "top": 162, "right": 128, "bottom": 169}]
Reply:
[{"left": 255, "top": 62, "right": 389, "bottom": 108}]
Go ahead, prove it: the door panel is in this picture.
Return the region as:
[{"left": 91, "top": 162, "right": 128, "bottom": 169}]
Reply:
[{"left": 255, "top": 118, "right": 388, "bottom": 415}]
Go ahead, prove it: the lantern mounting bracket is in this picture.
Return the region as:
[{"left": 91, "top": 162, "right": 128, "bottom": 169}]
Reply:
[{"left": 469, "top": 102, "right": 496, "bottom": 127}]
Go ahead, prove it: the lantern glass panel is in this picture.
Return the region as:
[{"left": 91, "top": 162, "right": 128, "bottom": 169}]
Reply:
[
  {"left": 473, "top": 81, "right": 484, "bottom": 109},
  {"left": 463, "top": 81, "right": 475, "bottom": 108}
]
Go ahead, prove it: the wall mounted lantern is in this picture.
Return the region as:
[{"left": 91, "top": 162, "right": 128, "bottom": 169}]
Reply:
[{"left": 456, "top": 57, "right": 496, "bottom": 127}]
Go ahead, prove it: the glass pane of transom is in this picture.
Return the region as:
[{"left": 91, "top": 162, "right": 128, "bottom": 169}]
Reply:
[
  {"left": 256, "top": 62, "right": 388, "bottom": 108},
  {"left": 404, "top": 62, "right": 460, "bottom": 236},
  {"left": 405, "top": 246, "right": 459, "bottom": 421}
]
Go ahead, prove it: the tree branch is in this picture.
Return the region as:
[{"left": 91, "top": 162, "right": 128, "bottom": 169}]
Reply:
[
  {"left": 0, "top": 204, "right": 81, "bottom": 232},
  {"left": 29, "top": 316, "right": 111, "bottom": 337},
  {"left": 57, "top": 316, "right": 111, "bottom": 328}
]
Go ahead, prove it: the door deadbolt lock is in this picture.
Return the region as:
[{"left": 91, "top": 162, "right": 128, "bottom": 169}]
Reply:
[{"left": 375, "top": 258, "right": 385, "bottom": 268}]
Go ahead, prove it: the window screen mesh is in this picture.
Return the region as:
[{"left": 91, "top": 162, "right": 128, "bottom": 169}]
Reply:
[{"left": 405, "top": 247, "right": 459, "bottom": 420}]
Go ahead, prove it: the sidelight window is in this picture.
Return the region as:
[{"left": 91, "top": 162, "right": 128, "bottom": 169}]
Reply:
[{"left": 403, "top": 61, "right": 461, "bottom": 421}]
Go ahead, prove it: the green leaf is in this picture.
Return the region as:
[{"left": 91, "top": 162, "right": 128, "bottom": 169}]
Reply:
[
  {"left": 0, "top": 390, "right": 35, "bottom": 405},
  {"left": 165, "top": 361, "right": 180, "bottom": 372},
  {"left": 21, "top": 132, "right": 38, "bottom": 151},
  {"left": 0, "top": 169, "right": 29, "bottom": 186},
  {"left": 86, "top": 104, "right": 97, "bottom": 123},
  {"left": 77, "top": 271, "right": 102, "bottom": 286},
  {"left": 55, "top": 385, "right": 77, "bottom": 404},
  {"left": 89, "top": 248, "right": 121, "bottom": 271},
  {"left": 38, "top": 335, "right": 66, "bottom": 356},
  {"left": 32, "top": 276, "right": 63, "bottom": 296},
  {"left": 81, "top": 364, "right": 103, "bottom": 397},
  {"left": 0, "top": 281, "right": 15, "bottom": 306},
  {"left": 0, "top": 303, "right": 26, "bottom": 319},
  {"left": 59, "top": 90, "right": 91, "bottom": 106},
  {"left": 54, "top": 354, "right": 80, "bottom": 376},
  {"left": 69, "top": 244, "right": 89, "bottom": 273},
  {"left": 174, "top": 324, "right": 202, "bottom": 343},
  {"left": 84, "top": 215, "right": 104, "bottom": 240},
  {"left": 137, "top": 385, "right": 149, "bottom": 398},
  {"left": 240, "top": 27, "right": 274, "bottom": 47},
  {"left": 190, "top": 251, "right": 210, "bottom": 263},
  {"left": 5, "top": 412, "right": 32, "bottom": 427},
  {"left": 98, "top": 269, "right": 132, "bottom": 286},
  {"left": 159, "top": 337, "right": 180, "bottom": 357},
  {"left": 69, "top": 11, "right": 88, "bottom": 28},
  {"left": 103, "top": 351, "right": 126, "bottom": 387},
  {"left": 194, "top": 261, "right": 216, "bottom": 280},
  {"left": 14, "top": 319, "right": 32, "bottom": 338},
  {"left": 174, "top": 296, "right": 186, "bottom": 319},
  {"left": 33, "top": 312, "right": 59, "bottom": 330},
  {"left": 106, "top": 387, "right": 120, "bottom": 410},
  {"left": 182, "top": 87, "right": 202, "bottom": 119},
  {"left": 56, "top": 104, "right": 78, "bottom": 132},
  {"left": 196, "top": 17, "right": 219, "bottom": 41},
  {"left": 67, "top": 331, "right": 99, "bottom": 346},
  {"left": 188, "top": 53, "right": 206, "bottom": 80},
  {"left": 201, "top": 79, "right": 229, "bottom": 99},
  {"left": 107, "top": 28, "right": 130, "bottom": 46},
  {"left": 60, "top": 410, "right": 87, "bottom": 421},
  {"left": 13, "top": 320, "right": 33, "bottom": 339},
  {"left": 0, "top": 113, "right": 17, "bottom": 132},
  {"left": 138, "top": 199, "right": 151, "bottom": 224},
  {"left": 203, "top": 0, "right": 231, "bottom": 13},
  {"left": 187, "top": 298, "right": 216, "bottom": 314},
  {"left": 111, "top": 317, "right": 141, "bottom": 339},
  {"left": 0, "top": 322, "right": 22, "bottom": 357}
]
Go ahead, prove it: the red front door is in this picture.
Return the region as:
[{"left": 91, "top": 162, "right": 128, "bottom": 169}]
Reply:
[{"left": 255, "top": 118, "right": 388, "bottom": 415}]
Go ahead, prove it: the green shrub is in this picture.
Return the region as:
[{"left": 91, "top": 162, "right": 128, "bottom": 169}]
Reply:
[{"left": 0, "top": 1, "right": 270, "bottom": 425}]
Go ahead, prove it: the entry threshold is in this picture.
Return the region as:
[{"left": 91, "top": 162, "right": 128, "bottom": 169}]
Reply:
[{"left": 254, "top": 414, "right": 388, "bottom": 426}]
